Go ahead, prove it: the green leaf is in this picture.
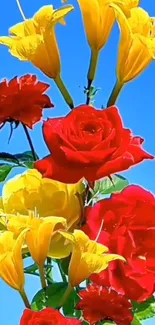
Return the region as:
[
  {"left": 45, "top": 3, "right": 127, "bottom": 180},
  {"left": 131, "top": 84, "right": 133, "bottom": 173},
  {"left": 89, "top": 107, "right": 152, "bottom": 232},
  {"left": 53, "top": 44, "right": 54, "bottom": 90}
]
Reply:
[
  {"left": 15, "top": 151, "right": 38, "bottom": 168},
  {"left": 94, "top": 174, "right": 129, "bottom": 196},
  {"left": 132, "top": 297, "right": 155, "bottom": 321},
  {"left": 31, "top": 282, "right": 68, "bottom": 311},
  {"left": 60, "top": 255, "right": 71, "bottom": 276},
  {"left": 0, "top": 152, "right": 19, "bottom": 165},
  {"left": 131, "top": 317, "right": 142, "bottom": 325},
  {"left": 24, "top": 263, "right": 38, "bottom": 274},
  {"left": 63, "top": 289, "right": 81, "bottom": 318},
  {"left": 0, "top": 164, "right": 14, "bottom": 182}
]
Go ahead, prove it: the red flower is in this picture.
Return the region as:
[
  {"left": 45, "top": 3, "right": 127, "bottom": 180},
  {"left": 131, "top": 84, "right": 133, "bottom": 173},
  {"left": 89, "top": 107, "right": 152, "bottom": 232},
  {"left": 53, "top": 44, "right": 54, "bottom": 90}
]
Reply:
[
  {"left": 0, "top": 74, "right": 53, "bottom": 128},
  {"left": 34, "top": 105, "right": 153, "bottom": 183},
  {"left": 76, "top": 285, "right": 133, "bottom": 325},
  {"left": 20, "top": 308, "right": 82, "bottom": 325},
  {"left": 82, "top": 185, "right": 155, "bottom": 302}
]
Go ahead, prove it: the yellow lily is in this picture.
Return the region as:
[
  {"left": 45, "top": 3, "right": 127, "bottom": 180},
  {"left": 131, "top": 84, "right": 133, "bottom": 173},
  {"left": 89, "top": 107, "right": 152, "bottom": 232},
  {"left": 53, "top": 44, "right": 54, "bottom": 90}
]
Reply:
[
  {"left": 59, "top": 230, "right": 125, "bottom": 287},
  {"left": 7, "top": 213, "right": 67, "bottom": 288},
  {"left": 107, "top": 6, "right": 155, "bottom": 106},
  {"left": 0, "top": 229, "right": 30, "bottom": 305},
  {"left": 0, "top": 5, "right": 73, "bottom": 79},
  {"left": 0, "top": 5, "right": 74, "bottom": 108}
]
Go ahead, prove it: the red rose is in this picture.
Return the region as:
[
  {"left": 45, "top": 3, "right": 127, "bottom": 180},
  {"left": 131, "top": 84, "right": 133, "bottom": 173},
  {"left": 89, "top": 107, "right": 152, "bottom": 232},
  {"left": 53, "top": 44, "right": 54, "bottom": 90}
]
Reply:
[
  {"left": 0, "top": 74, "right": 53, "bottom": 129},
  {"left": 76, "top": 285, "right": 133, "bottom": 325},
  {"left": 82, "top": 186, "right": 155, "bottom": 302},
  {"left": 35, "top": 105, "right": 153, "bottom": 183},
  {"left": 20, "top": 308, "right": 82, "bottom": 325}
]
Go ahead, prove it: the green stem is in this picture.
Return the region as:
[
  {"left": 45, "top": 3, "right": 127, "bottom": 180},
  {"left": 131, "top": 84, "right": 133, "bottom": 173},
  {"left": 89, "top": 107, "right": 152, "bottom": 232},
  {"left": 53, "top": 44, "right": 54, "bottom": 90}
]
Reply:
[
  {"left": 46, "top": 257, "right": 53, "bottom": 285},
  {"left": 54, "top": 75, "right": 74, "bottom": 110},
  {"left": 107, "top": 80, "right": 123, "bottom": 107},
  {"left": 59, "top": 283, "right": 73, "bottom": 307},
  {"left": 57, "top": 261, "right": 67, "bottom": 283},
  {"left": 19, "top": 289, "right": 31, "bottom": 308},
  {"left": 86, "top": 49, "right": 99, "bottom": 105},
  {"left": 22, "top": 123, "right": 38, "bottom": 161},
  {"left": 38, "top": 265, "right": 47, "bottom": 289}
]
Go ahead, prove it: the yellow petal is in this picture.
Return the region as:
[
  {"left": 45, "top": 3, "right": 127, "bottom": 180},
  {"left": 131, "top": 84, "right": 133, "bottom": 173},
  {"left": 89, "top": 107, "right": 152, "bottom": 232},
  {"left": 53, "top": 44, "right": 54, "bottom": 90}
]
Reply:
[
  {"left": 111, "top": 4, "right": 133, "bottom": 83},
  {"left": 77, "top": 0, "right": 101, "bottom": 50},
  {"left": 9, "top": 31, "right": 60, "bottom": 78},
  {"left": 26, "top": 217, "right": 66, "bottom": 266},
  {"left": 0, "top": 36, "right": 15, "bottom": 47},
  {"left": 34, "top": 5, "right": 74, "bottom": 29},
  {"left": 0, "top": 230, "right": 26, "bottom": 290},
  {"left": 123, "top": 34, "right": 152, "bottom": 82},
  {"left": 48, "top": 232, "right": 72, "bottom": 259},
  {"left": 69, "top": 252, "right": 125, "bottom": 287},
  {"left": 128, "top": 7, "right": 152, "bottom": 37},
  {"left": 9, "top": 19, "right": 37, "bottom": 37}
]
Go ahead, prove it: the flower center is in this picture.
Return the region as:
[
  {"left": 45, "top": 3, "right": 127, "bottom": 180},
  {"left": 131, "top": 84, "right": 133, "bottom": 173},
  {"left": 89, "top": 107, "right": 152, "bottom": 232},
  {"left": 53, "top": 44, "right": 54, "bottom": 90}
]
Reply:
[{"left": 84, "top": 123, "right": 97, "bottom": 134}]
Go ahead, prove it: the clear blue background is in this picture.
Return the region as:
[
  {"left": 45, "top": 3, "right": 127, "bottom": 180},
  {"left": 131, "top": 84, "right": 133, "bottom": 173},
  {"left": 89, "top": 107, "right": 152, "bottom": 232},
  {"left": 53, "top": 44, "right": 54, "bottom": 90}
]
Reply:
[{"left": 0, "top": 0, "right": 154, "bottom": 324}]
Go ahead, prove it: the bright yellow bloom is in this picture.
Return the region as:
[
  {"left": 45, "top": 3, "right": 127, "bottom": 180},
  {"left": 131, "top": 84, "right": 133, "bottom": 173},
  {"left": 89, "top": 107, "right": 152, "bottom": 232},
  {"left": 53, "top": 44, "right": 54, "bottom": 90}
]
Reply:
[
  {"left": 59, "top": 230, "right": 125, "bottom": 287},
  {"left": 1, "top": 169, "right": 85, "bottom": 230},
  {"left": 0, "top": 5, "right": 74, "bottom": 78},
  {"left": 77, "top": 0, "right": 140, "bottom": 52},
  {"left": 0, "top": 230, "right": 27, "bottom": 291},
  {"left": 7, "top": 213, "right": 67, "bottom": 267},
  {"left": 113, "top": 5, "right": 155, "bottom": 83}
]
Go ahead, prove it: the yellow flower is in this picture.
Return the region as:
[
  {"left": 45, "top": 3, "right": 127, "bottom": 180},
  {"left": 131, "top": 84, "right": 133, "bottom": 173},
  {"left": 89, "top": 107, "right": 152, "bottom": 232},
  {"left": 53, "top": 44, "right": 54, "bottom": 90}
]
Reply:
[
  {"left": 7, "top": 213, "right": 67, "bottom": 267},
  {"left": 77, "top": 0, "right": 140, "bottom": 52},
  {"left": 0, "top": 5, "right": 74, "bottom": 78},
  {"left": 113, "top": 5, "right": 155, "bottom": 83},
  {"left": 59, "top": 230, "right": 125, "bottom": 287},
  {"left": 0, "top": 230, "right": 27, "bottom": 291},
  {"left": 1, "top": 169, "right": 85, "bottom": 230}
]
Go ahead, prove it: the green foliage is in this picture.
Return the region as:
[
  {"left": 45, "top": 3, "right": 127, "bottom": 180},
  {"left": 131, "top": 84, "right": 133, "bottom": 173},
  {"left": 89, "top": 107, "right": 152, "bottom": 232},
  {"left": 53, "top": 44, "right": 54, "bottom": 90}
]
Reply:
[
  {"left": 132, "top": 297, "right": 155, "bottom": 321},
  {"left": 89, "top": 174, "right": 129, "bottom": 204},
  {"left": 0, "top": 164, "right": 14, "bottom": 182},
  {"left": 0, "top": 150, "right": 38, "bottom": 182}
]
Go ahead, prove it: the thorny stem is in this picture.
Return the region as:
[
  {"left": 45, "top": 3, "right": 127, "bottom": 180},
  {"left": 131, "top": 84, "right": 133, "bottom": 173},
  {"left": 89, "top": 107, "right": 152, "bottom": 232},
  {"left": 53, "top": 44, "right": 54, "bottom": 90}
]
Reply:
[
  {"left": 22, "top": 124, "right": 38, "bottom": 161},
  {"left": 16, "top": 0, "right": 26, "bottom": 20}
]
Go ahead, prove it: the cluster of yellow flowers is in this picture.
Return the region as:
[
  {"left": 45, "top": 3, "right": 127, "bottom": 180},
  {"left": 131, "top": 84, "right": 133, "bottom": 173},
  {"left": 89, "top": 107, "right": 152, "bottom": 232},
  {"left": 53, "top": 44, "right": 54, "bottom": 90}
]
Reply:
[
  {"left": 0, "top": 0, "right": 154, "bottom": 106},
  {"left": 0, "top": 170, "right": 124, "bottom": 307}
]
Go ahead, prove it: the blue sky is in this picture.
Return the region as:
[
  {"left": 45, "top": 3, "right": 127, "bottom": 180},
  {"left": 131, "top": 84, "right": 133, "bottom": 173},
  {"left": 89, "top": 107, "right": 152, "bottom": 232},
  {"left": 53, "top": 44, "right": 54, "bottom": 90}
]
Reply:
[{"left": 0, "top": 0, "right": 155, "bottom": 324}]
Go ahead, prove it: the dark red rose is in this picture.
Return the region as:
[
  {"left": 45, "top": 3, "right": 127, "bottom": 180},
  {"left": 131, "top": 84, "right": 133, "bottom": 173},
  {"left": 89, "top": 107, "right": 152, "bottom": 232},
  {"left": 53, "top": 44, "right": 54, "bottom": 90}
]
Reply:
[
  {"left": 82, "top": 185, "right": 155, "bottom": 302},
  {"left": 35, "top": 105, "right": 153, "bottom": 183},
  {"left": 0, "top": 74, "right": 53, "bottom": 128},
  {"left": 76, "top": 285, "right": 133, "bottom": 325},
  {"left": 20, "top": 308, "right": 82, "bottom": 325}
]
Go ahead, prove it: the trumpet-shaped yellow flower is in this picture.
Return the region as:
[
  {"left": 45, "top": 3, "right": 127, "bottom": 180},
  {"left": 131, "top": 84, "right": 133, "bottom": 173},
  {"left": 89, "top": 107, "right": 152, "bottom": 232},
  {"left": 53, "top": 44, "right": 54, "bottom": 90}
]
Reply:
[
  {"left": 59, "top": 230, "right": 125, "bottom": 287},
  {"left": 77, "top": 0, "right": 140, "bottom": 52},
  {"left": 7, "top": 213, "right": 67, "bottom": 267},
  {"left": 0, "top": 230, "right": 27, "bottom": 291},
  {"left": 113, "top": 5, "right": 155, "bottom": 83},
  {"left": 0, "top": 5, "right": 74, "bottom": 78},
  {"left": 0, "top": 169, "right": 85, "bottom": 230}
]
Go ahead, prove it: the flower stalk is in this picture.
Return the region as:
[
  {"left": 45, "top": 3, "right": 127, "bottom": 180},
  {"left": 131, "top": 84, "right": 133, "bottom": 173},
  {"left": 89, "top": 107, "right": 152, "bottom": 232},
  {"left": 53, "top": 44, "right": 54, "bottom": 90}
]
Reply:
[
  {"left": 107, "top": 80, "right": 123, "bottom": 107},
  {"left": 54, "top": 75, "right": 74, "bottom": 110},
  {"left": 86, "top": 49, "right": 99, "bottom": 105},
  {"left": 38, "top": 265, "right": 47, "bottom": 289},
  {"left": 19, "top": 289, "right": 31, "bottom": 308},
  {"left": 22, "top": 123, "right": 38, "bottom": 161},
  {"left": 58, "top": 282, "right": 73, "bottom": 307}
]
